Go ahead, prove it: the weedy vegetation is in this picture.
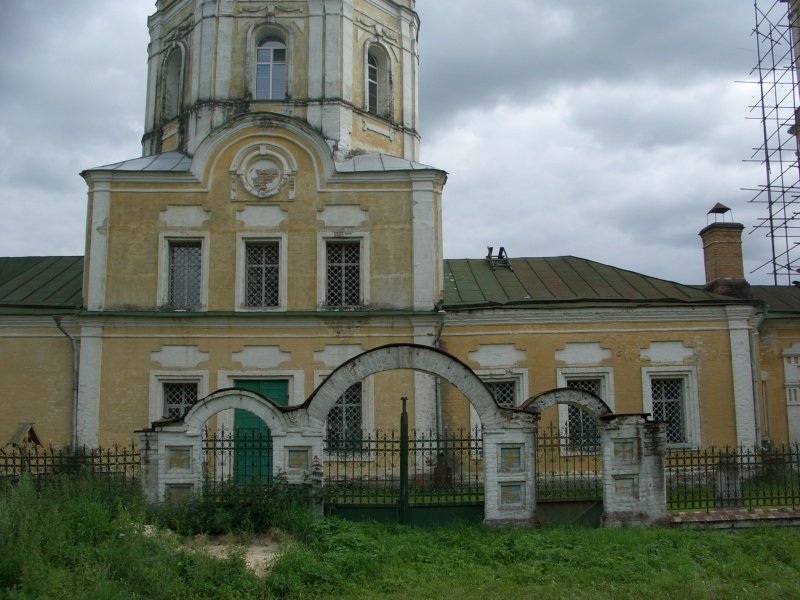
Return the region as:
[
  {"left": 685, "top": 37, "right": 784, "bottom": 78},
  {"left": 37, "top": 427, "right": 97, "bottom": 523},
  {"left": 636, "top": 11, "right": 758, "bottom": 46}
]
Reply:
[{"left": 2, "top": 474, "right": 800, "bottom": 599}]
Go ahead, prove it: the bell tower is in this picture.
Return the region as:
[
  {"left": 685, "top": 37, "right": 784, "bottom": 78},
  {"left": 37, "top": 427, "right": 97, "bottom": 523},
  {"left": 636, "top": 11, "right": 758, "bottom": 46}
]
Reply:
[{"left": 142, "top": 0, "right": 420, "bottom": 161}]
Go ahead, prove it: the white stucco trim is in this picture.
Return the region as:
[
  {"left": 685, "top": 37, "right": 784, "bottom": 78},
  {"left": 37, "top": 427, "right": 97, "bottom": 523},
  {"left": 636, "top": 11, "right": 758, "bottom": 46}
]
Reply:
[
  {"left": 217, "top": 369, "right": 306, "bottom": 407},
  {"left": 234, "top": 233, "right": 288, "bottom": 311},
  {"left": 85, "top": 176, "right": 111, "bottom": 311},
  {"left": 76, "top": 325, "right": 103, "bottom": 448},
  {"left": 156, "top": 231, "right": 210, "bottom": 311},
  {"left": 726, "top": 306, "right": 758, "bottom": 448},
  {"left": 412, "top": 178, "right": 436, "bottom": 310},
  {"left": 148, "top": 370, "right": 210, "bottom": 424},
  {"left": 641, "top": 366, "right": 700, "bottom": 448},
  {"left": 316, "top": 231, "right": 370, "bottom": 308}
]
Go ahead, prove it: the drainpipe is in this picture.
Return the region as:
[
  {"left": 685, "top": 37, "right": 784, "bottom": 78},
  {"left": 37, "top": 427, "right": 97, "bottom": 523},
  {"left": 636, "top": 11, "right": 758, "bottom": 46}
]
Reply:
[{"left": 53, "top": 316, "right": 79, "bottom": 452}]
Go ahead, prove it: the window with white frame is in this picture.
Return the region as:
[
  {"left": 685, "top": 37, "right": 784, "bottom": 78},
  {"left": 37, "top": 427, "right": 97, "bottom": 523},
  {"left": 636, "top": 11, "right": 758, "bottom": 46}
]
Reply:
[
  {"left": 326, "top": 240, "right": 361, "bottom": 307},
  {"left": 167, "top": 241, "right": 202, "bottom": 309},
  {"left": 162, "top": 381, "right": 198, "bottom": 419},
  {"left": 642, "top": 367, "right": 699, "bottom": 448},
  {"left": 471, "top": 370, "right": 528, "bottom": 432},
  {"left": 162, "top": 46, "right": 183, "bottom": 120},
  {"left": 245, "top": 241, "right": 279, "bottom": 307},
  {"left": 326, "top": 382, "right": 363, "bottom": 453},
  {"left": 650, "top": 378, "right": 687, "bottom": 444},
  {"left": 557, "top": 368, "right": 613, "bottom": 452},
  {"left": 367, "top": 53, "right": 379, "bottom": 114},
  {"left": 485, "top": 380, "right": 517, "bottom": 408},
  {"left": 365, "top": 45, "right": 390, "bottom": 118},
  {"left": 255, "top": 36, "right": 286, "bottom": 100},
  {"left": 565, "top": 378, "right": 601, "bottom": 452}
]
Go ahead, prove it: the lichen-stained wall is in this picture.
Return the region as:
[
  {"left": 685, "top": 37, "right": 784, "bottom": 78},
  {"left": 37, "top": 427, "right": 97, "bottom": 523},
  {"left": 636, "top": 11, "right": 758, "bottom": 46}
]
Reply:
[{"left": 144, "top": 0, "right": 419, "bottom": 159}]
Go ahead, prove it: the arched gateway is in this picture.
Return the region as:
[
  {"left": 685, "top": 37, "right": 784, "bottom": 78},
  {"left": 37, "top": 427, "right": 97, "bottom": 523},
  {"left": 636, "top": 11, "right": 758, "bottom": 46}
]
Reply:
[
  {"left": 138, "top": 344, "right": 538, "bottom": 526},
  {"left": 138, "top": 344, "right": 668, "bottom": 526}
]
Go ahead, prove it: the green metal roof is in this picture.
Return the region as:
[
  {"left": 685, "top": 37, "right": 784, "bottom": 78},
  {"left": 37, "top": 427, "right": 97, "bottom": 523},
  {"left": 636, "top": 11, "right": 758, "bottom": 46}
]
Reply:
[
  {"left": 0, "top": 256, "right": 83, "bottom": 311},
  {"left": 442, "top": 256, "right": 735, "bottom": 309},
  {"left": 749, "top": 285, "right": 800, "bottom": 316}
]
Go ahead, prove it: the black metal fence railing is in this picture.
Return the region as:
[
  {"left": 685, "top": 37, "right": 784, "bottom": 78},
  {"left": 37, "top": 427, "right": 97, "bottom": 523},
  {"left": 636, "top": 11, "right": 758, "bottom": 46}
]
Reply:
[
  {"left": 535, "top": 423, "right": 602, "bottom": 501},
  {"left": 202, "top": 427, "right": 274, "bottom": 498},
  {"left": 0, "top": 444, "right": 140, "bottom": 486},
  {"left": 323, "top": 428, "right": 484, "bottom": 506},
  {"left": 667, "top": 444, "right": 800, "bottom": 512}
]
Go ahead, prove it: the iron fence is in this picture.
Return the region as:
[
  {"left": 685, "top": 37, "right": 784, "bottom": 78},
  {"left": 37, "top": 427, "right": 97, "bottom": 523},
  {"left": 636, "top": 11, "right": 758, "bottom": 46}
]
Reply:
[
  {"left": 0, "top": 444, "right": 140, "bottom": 486},
  {"left": 536, "top": 423, "right": 602, "bottom": 501},
  {"left": 667, "top": 444, "right": 800, "bottom": 511},
  {"left": 202, "top": 427, "right": 274, "bottom": 498},
  {"left": 323, "top": 428, "right": 484, "bottom": 506}
]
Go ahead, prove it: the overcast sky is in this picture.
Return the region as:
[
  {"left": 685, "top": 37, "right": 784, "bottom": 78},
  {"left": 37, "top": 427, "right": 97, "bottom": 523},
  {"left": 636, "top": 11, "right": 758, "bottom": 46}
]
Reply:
[{"left": 0, "top": 1, "right": 775, "bottom": 285}]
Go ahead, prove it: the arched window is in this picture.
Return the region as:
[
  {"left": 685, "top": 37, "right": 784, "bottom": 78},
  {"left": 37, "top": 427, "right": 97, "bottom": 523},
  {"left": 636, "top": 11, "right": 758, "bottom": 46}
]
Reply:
[
  {"left": 162, "top": 47, "right": 183, "bottom": 120},
  {"left": 256, "top": 36, "right": 286, "bottom": 100},
  {"left": 365, "top": 45, "right": 391, "bottom": 118},
  {"left": 367, "top": 54, "right": 379, "bottom": 114}
]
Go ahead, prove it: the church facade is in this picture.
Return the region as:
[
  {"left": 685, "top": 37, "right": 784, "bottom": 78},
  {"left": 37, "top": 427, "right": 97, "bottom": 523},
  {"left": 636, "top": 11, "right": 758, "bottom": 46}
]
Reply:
[{"left": 1, "top": 0, "right": 798, "bottom": 453}]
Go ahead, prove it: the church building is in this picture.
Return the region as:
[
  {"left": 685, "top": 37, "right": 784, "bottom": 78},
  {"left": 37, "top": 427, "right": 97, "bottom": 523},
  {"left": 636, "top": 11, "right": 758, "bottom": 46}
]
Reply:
[{"left": 1, "top": 0, "right": 798, "bottom": 454}]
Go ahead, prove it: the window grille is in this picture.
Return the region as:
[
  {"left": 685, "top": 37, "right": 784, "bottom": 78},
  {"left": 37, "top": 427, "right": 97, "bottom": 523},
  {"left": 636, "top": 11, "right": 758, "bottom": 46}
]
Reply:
[
  {"left": 327, "top": 383, "right": 363, "bottom": 452},
  {"left": 245, "top": 242, "right": 279, "bottom": 307},
  {"left": 566, "top": 378, "right": 601, "bottom": 452},
  {"left": 486, "top": 380, "right": 516, "bottom": 407},
  {"left": 651, "top": 378, "right": 686, "bottom": 444},
  {"left": 367, "top": 53, "right": 378, "bottom": 114},
  {"left": 163, "top": 382, "right": 198, "bottom": 419},
  {"left": 256, "top": 37, "right": 286, "bottom": 100},
  {"left": 326, "top": 241, "right": 361, "bottom": 307},
  {"left": 168, "top": 242, "right": 201, "bottom": 309}
]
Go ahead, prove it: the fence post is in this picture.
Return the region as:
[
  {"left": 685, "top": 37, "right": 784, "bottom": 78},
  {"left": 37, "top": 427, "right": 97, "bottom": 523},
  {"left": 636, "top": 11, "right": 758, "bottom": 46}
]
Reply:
[
  {"left": 399, "top": 397, "right": 409, "bottom": 524},
  {"left": 714, "top": 452, "right": 743, "bottom": 509}
]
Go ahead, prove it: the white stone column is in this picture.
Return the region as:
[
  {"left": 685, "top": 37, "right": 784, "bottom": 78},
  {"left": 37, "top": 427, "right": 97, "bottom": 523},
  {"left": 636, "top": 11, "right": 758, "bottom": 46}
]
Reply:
[
  {"left": 601, "top": 415, "right": 667, "bottom": 527},
  {"left": 76, "top": 325, "right": 103, "bottom": 448},
  {"left": 411, "top": 177, "right": 438, "bottom": 311},
  {"left": 726, "top": 306, "right": 758, "bottom": 448},
  {"left": 84, "top": 175, "right": 111, "bottom": 311},
  {"left": 483, "top": 424, "right": 537, "bottom": 527}
]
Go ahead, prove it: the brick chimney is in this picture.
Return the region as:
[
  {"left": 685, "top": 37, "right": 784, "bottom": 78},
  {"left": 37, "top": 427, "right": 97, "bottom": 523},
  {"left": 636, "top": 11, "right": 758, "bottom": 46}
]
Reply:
[{"left": 699, "top": 205, "right": 751, "bottom": 298}]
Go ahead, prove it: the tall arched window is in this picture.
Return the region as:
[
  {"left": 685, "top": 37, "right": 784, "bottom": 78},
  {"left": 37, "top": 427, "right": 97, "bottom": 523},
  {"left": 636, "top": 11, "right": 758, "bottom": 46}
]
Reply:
[
  {"left": 256, "top": 36, "right": 286, "bottom": 100},
  {"left": 367, "top": 54, "right": 379, "bottom": 114},
  {"left": 162, "top": 47, "right": 183, "bottom": 120},
  {"left": 365, "top": 45, "right": 391, "bottom": 118}
]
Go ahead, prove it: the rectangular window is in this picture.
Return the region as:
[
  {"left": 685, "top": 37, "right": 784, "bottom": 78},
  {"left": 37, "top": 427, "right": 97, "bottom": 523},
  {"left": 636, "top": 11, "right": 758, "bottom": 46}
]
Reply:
[
  {"left": 565, "top": 378, "right": 601, "bottom": 452},
  {"left": 326, "top": 382, "right": 363, "bottom": 452},
  {"left": 163, "top": 382, "right": 199, "bottom": 419},
  {"left": 486, "top": 380, "right": 517, "bottom": 408},
  {"left": 326, "top": 241, "right": 361, "bottom": 307},
  {"left": 651, "top": 378, "right": 686, "bottom": 444},
  {"left": 245, "top": 241, "right": 280, "bottom": 307},
  {"left": 168, "top": 241, "right": 202, "bottom": 309}
]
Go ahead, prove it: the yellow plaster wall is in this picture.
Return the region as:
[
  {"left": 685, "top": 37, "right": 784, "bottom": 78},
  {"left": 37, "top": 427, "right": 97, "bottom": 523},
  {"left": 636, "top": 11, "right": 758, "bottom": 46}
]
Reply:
[
  {"left": 0, "top": 326, "right": 74, "bottom": 446},
  {"left": 102, "top": 126, "right": 420, "bottom": 312},
  {"left": 439, "top": 318, "right": 741, "bottom": 447}
]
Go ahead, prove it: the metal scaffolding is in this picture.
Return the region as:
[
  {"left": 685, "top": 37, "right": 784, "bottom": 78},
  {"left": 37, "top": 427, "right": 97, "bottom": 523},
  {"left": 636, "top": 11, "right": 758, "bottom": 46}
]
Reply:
[{"left": 748, "top": 0, "right": 800, "bottom": 285}]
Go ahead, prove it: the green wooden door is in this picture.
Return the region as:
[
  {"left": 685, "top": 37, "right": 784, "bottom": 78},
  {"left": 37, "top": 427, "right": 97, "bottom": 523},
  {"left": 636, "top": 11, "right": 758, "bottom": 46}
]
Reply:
[{"left": 233, "top": 379, "right": 289, "bottom": 485}]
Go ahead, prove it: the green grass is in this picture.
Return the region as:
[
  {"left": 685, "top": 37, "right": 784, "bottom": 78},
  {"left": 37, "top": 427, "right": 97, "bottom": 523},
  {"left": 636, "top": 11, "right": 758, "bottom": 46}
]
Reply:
[{"left": 3, "top": 475, "right": 800, "bottom": 599}]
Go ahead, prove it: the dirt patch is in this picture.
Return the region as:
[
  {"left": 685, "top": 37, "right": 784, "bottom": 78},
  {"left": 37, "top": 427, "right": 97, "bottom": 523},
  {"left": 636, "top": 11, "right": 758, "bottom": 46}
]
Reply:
[{"left": 187, "top": 532, "right": 284, "bottom": 577}]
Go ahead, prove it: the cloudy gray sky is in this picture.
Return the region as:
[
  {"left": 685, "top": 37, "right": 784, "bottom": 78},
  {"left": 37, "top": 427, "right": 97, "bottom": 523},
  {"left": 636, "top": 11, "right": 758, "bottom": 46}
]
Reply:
[{"left": 0, "top": 1, "right": 773, "bottom": 285}]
